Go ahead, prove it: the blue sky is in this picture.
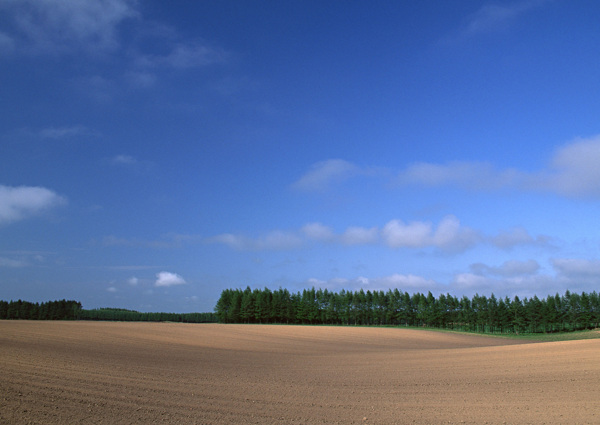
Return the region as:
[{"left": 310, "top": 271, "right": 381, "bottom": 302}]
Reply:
[{"left": 2, "top": 0, "right": 600, "bottom": 313}]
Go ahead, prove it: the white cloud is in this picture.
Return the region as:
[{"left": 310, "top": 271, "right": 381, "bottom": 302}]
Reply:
[
  {"left": 382, "top": 215, "right": 479, "bottom": 252},
  {"left": 382, "top": 219, "right": 432, "bottom": 248},
  {"left": 155, "top": 271, "right": 186, "bottom": 287},
  {"left": 211, "top": 216, "right": 483, "bottom": 253},
  {"left": 432, "top": 215, "right": 481, "bottom": 252},
  {"left": 291, "top": 159, "right": 360, "bottom": 192},
  {"left": 127, "top": 276, "right": 139, "bottom": 286},
  {"left": 107, "top": 286, "right": 117, "bottom": 293},
  {"left": 0, "top": 185, "right": 66, "bottom": 225},
  {"left": 0, "top": 0, "right": 138, "bottom": 54},
  {"left": 540, "top": 136, "right": 600, "bottom": 198},
  {"left": 552, "top": 258, "right": 600, "bottom": 279}
]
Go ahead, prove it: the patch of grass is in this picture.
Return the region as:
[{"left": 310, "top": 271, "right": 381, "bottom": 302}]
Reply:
[
  {"left": 415, "top": 327, "right": 600, "bottom": 342},
  {"left": 500, "top": 329, "right": 600, "bottom": 342}
]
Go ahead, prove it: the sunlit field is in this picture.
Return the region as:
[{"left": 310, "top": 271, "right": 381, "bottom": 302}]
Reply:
[{"left": 2, "top": 321, "right": 600, "bottom": 424}]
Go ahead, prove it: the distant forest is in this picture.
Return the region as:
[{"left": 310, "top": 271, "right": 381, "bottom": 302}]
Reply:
[
  {"left": 80, "top": 308, "right": 217, "bottom": 323},
  {"left": 0, "top": 299, "right": 82, "bottom": 320},
  {"left": 215, "top": 287, "right": 600, "bottom": 334},
  {"left": 0, "top": 299, "right": 217, "bottom": 323}
]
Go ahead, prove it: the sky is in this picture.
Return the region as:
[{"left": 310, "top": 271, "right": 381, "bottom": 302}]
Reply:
[{"left": 2, "top": 0, "right": 600, "bottom": 313}]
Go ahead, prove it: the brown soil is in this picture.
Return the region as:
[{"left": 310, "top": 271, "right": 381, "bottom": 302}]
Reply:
[{"left": 1, "top": 321, "right": 599, "bottom": 424}]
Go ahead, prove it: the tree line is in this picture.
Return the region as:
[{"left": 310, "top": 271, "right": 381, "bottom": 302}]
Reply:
[
  {"left": 215, "top": 287, "right": 600, "bottom": 334},
  {"left": 79, "top": 308, "right": 217, "bottom": 323},
  {"left": 0, "top": 300, "right": 217, "bottom": 323},
  {"left": 0, "top": 299, "right": 82, "bottom": 320}
]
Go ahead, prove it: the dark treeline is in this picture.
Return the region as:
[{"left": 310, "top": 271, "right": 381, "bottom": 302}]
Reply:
[
  {"left": 80, "top": 308, "right": 217, "bottom": 323},
  {"left": 0, "top": 299, "right": 82, "bottom": 320},
  {"left": 215, "top": 287, "right": 600, "bottom": 334},
  {"left": 0, "top": 300, "right": 217, "bottom": 323}
]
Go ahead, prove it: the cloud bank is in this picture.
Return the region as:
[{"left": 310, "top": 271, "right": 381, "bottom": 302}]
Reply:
[
  {"left": 301, "top": 255, "right": 600, "bottom": 300},
  {"left": 209, "top": 215, "right": 543, "bottom": 253}
]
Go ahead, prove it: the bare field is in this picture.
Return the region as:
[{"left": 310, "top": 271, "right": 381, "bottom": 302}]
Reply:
[{"left": 1, "top": 322, "right": 600, "bottom": 424}]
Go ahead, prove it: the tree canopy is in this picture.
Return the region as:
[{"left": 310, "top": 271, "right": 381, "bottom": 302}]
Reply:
[{"left": 215, "top": 287, "right": 600, "bottom": 334}]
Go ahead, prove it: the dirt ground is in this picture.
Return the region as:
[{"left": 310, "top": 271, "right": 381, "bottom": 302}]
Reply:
[{"left": 1, "top": 321, "right": 599, "bottom": 424}]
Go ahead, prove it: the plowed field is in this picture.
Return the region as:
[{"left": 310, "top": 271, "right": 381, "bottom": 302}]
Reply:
[{"left": 1, "top": 321, "right": 599, "bottom": 424}]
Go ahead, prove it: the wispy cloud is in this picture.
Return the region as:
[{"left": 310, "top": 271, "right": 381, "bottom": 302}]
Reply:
[
  {"left": 470, "top": 259, "right": 540, "bottom": 277},
  {"left": 0, "top": 0, "right": 138, "bottom": 55},
  {"left": 0, "top": 31, "right": 15, "bottom": 54},
  {"left": 39, "top": 125, "right": 96, "bottom": 140},
  {"left": 490, "top": 227, "right": 551, "bottom": 249},
  {"left": 397, "top": 161, "right": 521, "bottom": 190},
  {"left": 0, "top": 185, "right": 66, "bottom": 225},
  {"left": 444, "top": 0, "right": 550, "bottom": 43},
  {"left": 110, "top": 154, "right": 138, "bottom": 165},
  {"left": 108, "top": 154, "right": 154, "bottom": 172},
  {"left": 5, "top": 126, "right": 97, "bottom": 142},
  {"left": 0, "top": 256, "right": 27, "bottom": 268},
  {"left": 301, "top": 222, "right": 335, "bottom": 242},
  {"left": 102, "top": 233, "right": 201, "bottom": 249},
  {"left": 291, "top": 159, "right": 361, "bottom": 192},
  {"left": 137, "top": 40, "right": 229, "bottom": 69},
  {"left": 0, "top": 251, "right": 51, "bottom": 268},
  {"left": 208, "top": 231, "right": 303, "bottom": 251},
  {"left": 397, "top": 135, "right": 600, "bottom": 199},
  {"left": 340, "top": 226, "right": 379, "bottom": 246},
  {"left": 1, "top": 0, "right": 231, "bottom": 100}
]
